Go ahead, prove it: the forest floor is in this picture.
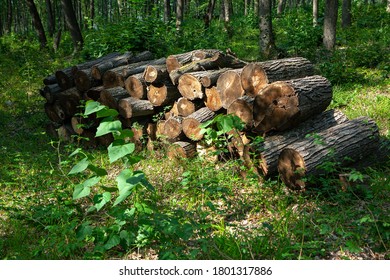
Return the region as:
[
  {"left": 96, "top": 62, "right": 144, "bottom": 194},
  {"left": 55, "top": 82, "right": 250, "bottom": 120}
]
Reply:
[{"left": 0, "top": 35, "right": 389, "bottom": 260}]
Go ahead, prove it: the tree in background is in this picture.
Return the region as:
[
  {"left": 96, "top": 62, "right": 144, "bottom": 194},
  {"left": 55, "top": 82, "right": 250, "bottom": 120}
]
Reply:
[
  {"left": 313, "top": 0, "right": 319, "bottom": 26},
  {"left": 204, "top": 0, "right": 216, "bottom": 29},
  {"left": 342, "top": 0, "right": 352, "bottom": 28},
  {"left": 61, "top": 0, "right": 83, "bottom": 53},
  {"left": 26, "top": 0, "right": 47, "bottom": 49},
  {"left": 176, "top": 0, "right": 184, "bottom": 32},
  {"left": 259, "top": 0, "right": 276, "bottom": 58},
  {"left": 323, "top": 0, "right": 339, "bottom": 50}
]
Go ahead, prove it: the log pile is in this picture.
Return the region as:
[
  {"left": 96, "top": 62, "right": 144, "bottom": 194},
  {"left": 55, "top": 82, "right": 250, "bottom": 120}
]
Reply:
[{"left": 40, "top": 49, "right": 380, "bottom": 190}]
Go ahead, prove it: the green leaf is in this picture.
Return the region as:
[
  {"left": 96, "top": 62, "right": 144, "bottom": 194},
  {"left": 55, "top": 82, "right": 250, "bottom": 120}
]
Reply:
[
  {"left": 104, "top": 234, "right": 120, "bottom": 250},
  {"left": 69, "top": 148, "right": 83, "bottom": 157},
  {"left": 76, "top": 222, "right": 93, "bottom": 241},
  {"left": 73, "top": 184, "right": 90, "bottom": 200},
  {"left": 120, "top": 129, "right": 134, "bottom": 139},
  {"left": 88, "top": 164, "right": 108, "bottom": 176},
  {"left": 68, "top": 157, "right": 90, "bottom": 175},
  {"left": 84, "top": 100, "right": 106, "bottom": 116},
  {"left": 96, "top": 108, "right": 119, "bottom": 118},
  {"left": 95, "top": 119, "right": 122, "bottom": 137},
  {"left": 94, "top": 192, "right": 111, "bottom": 211},
  {"left": 108, "top": 141, "right": 135, "bottom": 163}
]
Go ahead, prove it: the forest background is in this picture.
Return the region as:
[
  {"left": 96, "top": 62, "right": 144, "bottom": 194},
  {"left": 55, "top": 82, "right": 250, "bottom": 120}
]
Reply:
[{"left": 0, "top": 0, "right": 389, "bottom": 260}]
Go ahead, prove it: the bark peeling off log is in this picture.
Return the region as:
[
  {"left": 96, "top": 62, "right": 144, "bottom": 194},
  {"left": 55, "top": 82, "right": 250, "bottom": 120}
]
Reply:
[{"left": 277, "top": 117, "right": 380, "bottom": 190}]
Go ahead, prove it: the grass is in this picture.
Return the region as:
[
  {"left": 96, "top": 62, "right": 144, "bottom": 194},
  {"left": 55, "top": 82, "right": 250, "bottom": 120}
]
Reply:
[{"left": 0, "top": 7, "right": 389, "bottom": 259}]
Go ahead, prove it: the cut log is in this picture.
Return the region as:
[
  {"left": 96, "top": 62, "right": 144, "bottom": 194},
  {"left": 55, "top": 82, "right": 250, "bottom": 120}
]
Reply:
[
  {"left": 257, "top": 109, "right": 349, "bottom": 177},
  {"left": 124, "top": 73, "right": 148, "bottom": 99},
  {"left": 121, "top": 57, "right": 166, "bottom": 82},
  {"left": 163, "top": 116, "right": 185, "bottom": 141},
  {"left": 42, "top": 83, "right": 62, "bottom": 103},
  {"left": 241, "top": 57, "right": 315, "bottom": 97},
  {"left": 91, "top": 51, "right": 134, "bottom": 80},
  {"left": 166, "top": 49, "right": 221, "bottom": 73},
  {"left": 43, "top": 74, "right": 57, "bottom": 85},
  {"left": 182, "top": 107, "right": 216, "bottom": 141},
  {"left": 57, "top": 123, "right": 75, "bottom": 142},
  {"left": 227, "top": 96, "right": 254, "bottom": 128},
  {"left": 204, "top": 87, "right": 223, "bottom": 112},
  {"left": 253, "top": 75, "right": 332, "bottom": 134},
  {"left": 53, "top": 87, "right": 82, "bottom": 121},
  {"left": 169, "top": 51, "right": 247, "bottom": 85},
  {"left": 165, "top": 102, "right": 179, "bottom": 119},
  {"left": 216, "top": 69, "right": 245, "bottom": 109},
  {"left": 55, "top": 66, "right": 75, "bottom": 90},
  {"left": 71, "top": 52, "right": 121, "bottom": 74},
  {"left": 277, "top": 117, "right": 380, "bottom": 190},
  {"left": 177, "top": 97, "right": 203, "bottom": 117},
  {"left": 74, "top": 68, "right": 101, "bottom": 92},
  {"left": 143, "top": 64, "right": 169, "bottom": 84},
  {"left": 83, "top": 86, "right": 105, "bottom": 101},
  {"left": 177, "top": 73, "right": 204, "bottom": 100},
  {"left": 100, "top": 86, "right": 129, "bottom": 109},
  {"left": 156, "top": 120, "right": 166, "bottom": 139},
  {"left": 200, "top": 68, "right": 233, "bottom": 88},
  {"left": 147, "top": 83, "right": 181, "bottom": 106},
  {"left": 44, "top": 102, "right": 62, "bottom": 123},
  {"left": 102, "top": 65, "right": 129, "bottom": 88},
  {"left": 167, "top": 141, "right": 197, "bottom": 159},
  {"left": 118, "top": 97, "right": 154, "bottom": 119}
]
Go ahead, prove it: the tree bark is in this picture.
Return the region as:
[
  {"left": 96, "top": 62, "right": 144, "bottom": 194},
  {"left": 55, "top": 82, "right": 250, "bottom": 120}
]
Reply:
[
  {"left": 277, "top": 117, "right": 380, "bottom": 190},
  {"left": 164, "top": 0, "right": 171, "bottom": 22},
  {"left": 182, "top": 107, "right": 216, "bottom": 141},
  {"left": 167, "top": 141, "right": 197, "bottom": 159},
  {"left": 6, "top": 0, "right": 12, "bottom": 34},
  {"left": 241, "top": 57, "right": 315, "bottom": 97},
  {"left": 204, "top": 0, "right": 216, "bottom": 28},
  {"left": 313, "top": 0, "right": 319, "bottom": 26},
  {"left": 45, "top": 0, "right": 55, "bottom": 37},
  {"left": 26, "top": 0, "right": 47, "bottom": 49},
  {"left": 253, "top": 75, "right": 333, "bottom": 134},
  {"left": 257, "top": 109, "right": 348, "bottom": 177},
  {"left": 323, "top": 0, "right": 339, "bottom": 50},
  {"left": 91, "top": 51, "right": 134, "bottom": 80},
  {"left": 100, "top": 86, "right": 129, "bottom": 110},
  {"left": 61, "top": 0, "right": 83, "bottom": 52},
  {"left": 176, "top": 0, "right": 184, "bottom": 32},
  {"left": 118, "top": 97, "right": 154, "bottom": 119},
  {"left": 166, "top": 49, "right": 222, "bottom": 74},
  {"left": 259, "top": 0, "right": 276, "bottom": 59},
  {"left": 341, "top": 0, "right": 352, "bottom": 28}
]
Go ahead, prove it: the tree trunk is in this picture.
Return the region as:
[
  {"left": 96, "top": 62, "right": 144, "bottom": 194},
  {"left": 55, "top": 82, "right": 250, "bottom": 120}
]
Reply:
[
  {"left": 91, "top": 51, "right": 134, "bottom": 80},
  {"left": 100, "top": 86, "right": 129, "bottom": 110},
  {"left": 241, "top": 57, "right": 315, "bottom": 97},
  {"left": 164, "top": 0, "right": 171, "bottom": 22},
  {"left": 6, "top": 0, "right": 12, "bottom": 34},
  {"left": 124, "top": 73, "right": 148, "bottom": 99},
  {"left": 341, "top": 0, "right": 352, "bottom": 28},
  {"left": 323, "top": 0, "right": 339, "bottom": 50},
  {"left": 46, "top": 0, "right": 55, "bottom": 37},
  {"left": 313, "top": 0, "right": 319, "bottom": 26},
  {"left": 259, "top": 0, "right": 276, "bottom": 59},
  {"left": 204, "top": 0, "right": 216, "bottom": 28},
  {"left": 26, "top": 0, "right": 47, "bottom": 49},
  {"left": 118, "top": 97, "right": 154, "bottom": 119},
  {"left": 253, "top": 75, "right": 333, "bottom": 134},
  {"left": 277, "top": 0, "right": 285, "bottom": 15},
  {"left": 167, "top": 141, "right": 197, "bottom": 159},
  {"left": 257, "top": 109, "right": 348, "bottom": 177},
  {"left": 61, "top": 0, "right": 84, "bottom": 52},
  {"left": 166, "top": 49, "right": 221, "bottom": 73},
  {"left": 176, "top": 0, "right": 184, "bottom": 32},
  {"left": 216, "top": 69, "right": 245, "bottom": 109},
  {"left": 277, "top": 117, "right": 380, "bottom": 190},
  {"left": 182, "top": 107, "right": 216, "bottom": 141}
]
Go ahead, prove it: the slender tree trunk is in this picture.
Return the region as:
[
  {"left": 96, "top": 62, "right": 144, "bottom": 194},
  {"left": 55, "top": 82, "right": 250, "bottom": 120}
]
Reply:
[
  {"left": 259, "top": 0, "right": 276, "bottom": 58},
  {"left": 90, "top": 0, "right": 95, "bottom": 25},
  {"left": 254, "top": 0, "right": 259, "bottom": 15},
  {"left": 342, "top": 0, "right": 352, "bottom": 28},
  {"left": 6, "top": 0, "right": 12, "bottom": 33},
  {"left": 164, "top": 0, "right": 171, "bottom": 22},
  {"left": 176, "top": 0, "right": 184, "bottom": 32},
  {"left": 323, "top": 0, "right": 338, "bottom": 50},
  {"left": 277, "top": 0, "right": 285, "bottom": 15},
  {"left": 26, "top": 0, "right": 48, "bottom": 48},
  {"left": 387, "top": 0, "right": 390, "bottom": 13},
  {"left": 204, "top": 0, "right": 216, "bottom": 28},
  {"left": 313, "top": 0, "right": 319, "bottom": 26},
  {"left": 46, "top": 0, "right": 55, "bottom": 37},
  {"left": 61, "top": 0, "right": 84, "bottom": 52}
]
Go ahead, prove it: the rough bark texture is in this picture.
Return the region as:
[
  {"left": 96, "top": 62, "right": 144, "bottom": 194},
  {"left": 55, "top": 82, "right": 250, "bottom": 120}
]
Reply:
[
  {"left": 323, "top": 0, "right": 339, "bottom": 50},
  {"left": 166, "top": 49, "right": 221, "bottom": 73},
  {"left": 182, "top": 107, "right": 216, "bottom": 141},
  {"left": 167, "top": 141, "right": 197, "bottom": 159},
  {"left": 241, "top": 57, "right": 315, "bottom": 97},
  {"left": 277, "top": 117, "right": 379, "bottom": 190},
  {"left": 91, "top": 51, "right": 134, "bottom": 80},
  {"left": 216, "top": 69, "right": 245, "bottom": 109},
  {"left": 74, "top": 69, "right": 100, "bottom": 92},
  {"left": 257, "top": 109, "right": 349, "bottom": 177},
  {"left": 253, "top": 75, "right": 332, "bottom": 134},
  {"left": 118, "top": 97, "right": 154, "bottom": 119},
  {"left": 100, "top": 86, "right": 129, "bottom": 109}
]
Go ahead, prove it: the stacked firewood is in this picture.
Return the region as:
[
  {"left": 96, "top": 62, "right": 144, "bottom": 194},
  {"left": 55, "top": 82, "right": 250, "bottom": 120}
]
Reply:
[{"left": 40, "top": 49, "right": 380, "bottom": 190}]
